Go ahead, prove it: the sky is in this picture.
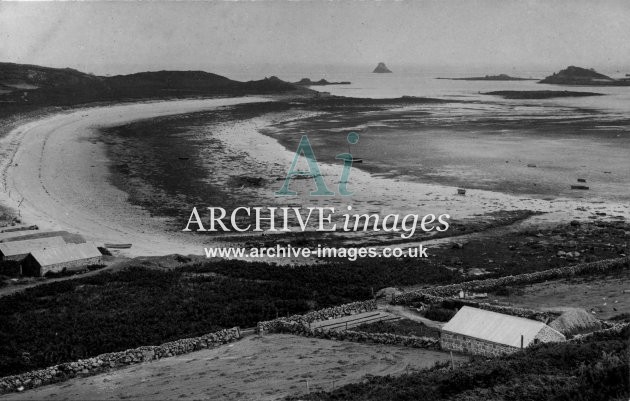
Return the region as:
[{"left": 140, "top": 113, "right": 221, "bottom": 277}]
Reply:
[{"left": 1, "top": 0, "right": 629, "bottom": 76}]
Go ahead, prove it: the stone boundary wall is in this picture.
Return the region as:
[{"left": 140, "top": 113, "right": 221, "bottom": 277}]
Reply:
[
  {"left": 463, "top": 302, "right": 556, "bottom": 322},
  {"left": 402, "top": 292, "right": 557, "bottom": 322},
  {"left": 393, "top": 257, "right": 627, "bottom": 305},
  {"left": 0, "top": 327, "right": 241, "bottom": 395},
  {"left": 266, "top": 319, "right": 440, "bottom": 349},
  {"left": 257, "top": 300, "right": 377, "bottom": 334},
  {"left": 570, "top": 322, "right": 629, "bottom": 343}
]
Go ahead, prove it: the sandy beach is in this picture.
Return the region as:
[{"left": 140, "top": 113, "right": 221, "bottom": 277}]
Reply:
[
  {"left": 1, "top": 97, "right": 629, "bottom": 258},
  {"left": 0, "top": 97, "right": 269, "bottom": 256}
]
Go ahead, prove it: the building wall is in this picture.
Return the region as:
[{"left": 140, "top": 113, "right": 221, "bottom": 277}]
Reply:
[
  {"left": 22, "top": 256, "right": 103, "bottom": 276},
  {"left": 21, "top": 255, "right": 41, "bottom": 276},
  {"left": 440, "top": 331, "right": 518, "bottom": 357},
  {"left": 535, "top": 325, "right": 566, "bottom": 343},
  {"left": 40, "top": 256, "right": 103, "bottom": 276}
]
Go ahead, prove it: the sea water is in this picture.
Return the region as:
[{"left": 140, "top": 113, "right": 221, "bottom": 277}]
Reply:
[{"left": 189, "top": 66, "right": 630, "bottom": 201}]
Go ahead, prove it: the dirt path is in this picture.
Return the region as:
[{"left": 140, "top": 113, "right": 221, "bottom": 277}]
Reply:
[
  {"left": 383, "top": 305, "right": 445, "bottom": 329},
  {"left": 1, "top": 334, "right": 467, "bottom": 401},
  {"left": 0, "top": 97, "right": 269, "bottom": 257}
]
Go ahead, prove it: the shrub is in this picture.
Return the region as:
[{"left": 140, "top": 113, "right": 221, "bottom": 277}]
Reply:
[{"left": 424, "top": 306, "right": 456, "bottom": 322}]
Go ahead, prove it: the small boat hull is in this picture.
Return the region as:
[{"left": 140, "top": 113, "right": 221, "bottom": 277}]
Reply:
[{"left": 104, "top": 243, "right": 133, "bottom": 249}]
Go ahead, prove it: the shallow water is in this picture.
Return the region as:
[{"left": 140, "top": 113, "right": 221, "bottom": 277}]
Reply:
[
  {"left": 106, "top": 68, "right": 630, "bottom": 203},
  {"left": 268, "top": 99, "right": 630, "bottom": 202}
]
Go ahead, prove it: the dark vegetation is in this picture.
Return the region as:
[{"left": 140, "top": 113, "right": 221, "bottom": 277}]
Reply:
[
  {"left": 2, "top": 222, "right": 623, "bottom": 377},
  {"left": 296, "top": 326, "right": 629, "bottom": 401},
  {"left": 354, "top": 319, "right": 440, "bottom": 338},
  {"left": 0, "top": 258, "right": 459, "bottom": 376},
  {"left": 423, "top": 305, "right": 457, "bottom": 322},
  {"left": 428, "top": 220, "right": 630, "bottom": 277},
  {"left": 484, "top": 90, "right": 604, "bottom": 99}
]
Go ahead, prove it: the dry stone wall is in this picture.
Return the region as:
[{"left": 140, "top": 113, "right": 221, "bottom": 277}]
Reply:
[
  {"left": 393, "top": 258, "right": 627, "bottom": 306},
  {"left": 265, "top": 319, "right": 440, "bottom": 349},
  {"left": 0, "top": 327, "right": 240, "bottom": 395},
  {"left": 256, "top": 300, "right": 440, "bottom": 349},
  {"left": 257, "top": 300, "right": 377, "bottom": 334}
]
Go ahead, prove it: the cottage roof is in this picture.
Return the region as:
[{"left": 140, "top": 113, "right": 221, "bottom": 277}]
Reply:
[
  {"left": 0, "top": 236, "right": 66, "bottom": 257},
  {"left": 29, "top": 243, "right": 102, "bottom": 267},
  {"left": 442, "top": 306, "right": 554, "bottom": 348}
]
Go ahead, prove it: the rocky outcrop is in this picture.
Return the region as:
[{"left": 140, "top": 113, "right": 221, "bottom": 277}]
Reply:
[
  {"left": 372, "top": 62, "right": 392, "bottom": 73},
  {"left": 540, "top": 66, "right": 630, "bottom": 86},
  {"left": 0, "top": 327, "right": 240, "bottom": 395},
  {"left": 438, "top": 74, "right": 533, "bottom": 81},
  {"left": 293, "top": 78, "right": 351, "bottom": 86},
  {"left": 484, "top": 90, "right": 603, "bottom": 99}
]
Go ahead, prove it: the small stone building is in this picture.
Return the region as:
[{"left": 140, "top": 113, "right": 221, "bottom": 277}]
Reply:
[
  {"left": 0, "top": 236, "right": 66, "bottom": 261},
  {"left": 22, "top": 243, "right": 103, "bottom": 276},
  {"left": 441, "top": 306, "right": 565, "bottom": 357}
]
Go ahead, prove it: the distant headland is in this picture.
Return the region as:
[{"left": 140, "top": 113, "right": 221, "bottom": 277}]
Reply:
[
  {"left": 372, "top": 62, "right": 392, "bottom": 73},
  {"left": 540, "top": 66, "right": 630, "bottom": 86},
  {"left": 293, "top": 78, "right": 351, "bottom": 86},
  {"left": 0, "top": 62, "right": 312, "bottom": 111},
  {"left": 437, "top": 74, "right": 535, "bottom": 81}
]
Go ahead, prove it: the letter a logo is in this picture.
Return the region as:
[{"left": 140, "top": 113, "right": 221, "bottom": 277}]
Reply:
[{"left": 275, "top": 135, "right": 334, "bottom": 196}]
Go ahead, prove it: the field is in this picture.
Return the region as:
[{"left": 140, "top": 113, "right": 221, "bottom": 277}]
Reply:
[
  {"left": 489, "top": 268, "right": 630, "bottom": 320},
  {"left": 0, "top": 334, "right": 468, "bottom": 401}
]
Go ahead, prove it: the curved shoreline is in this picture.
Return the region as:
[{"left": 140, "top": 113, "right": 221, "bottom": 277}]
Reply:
[
  {"left": 0, "top": 97, "right": 270, "bottom": 256},
  {"left": 1, "top": 97, "right": 629, "bottom": 258}
]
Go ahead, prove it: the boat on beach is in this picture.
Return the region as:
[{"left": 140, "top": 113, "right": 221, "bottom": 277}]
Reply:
[{"left": 104, "top": 243, "right": 133, "bottom": 249}]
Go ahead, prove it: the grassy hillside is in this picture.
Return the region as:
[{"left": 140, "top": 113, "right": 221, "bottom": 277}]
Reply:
[{"left": 0, "top": 62, "right": 306, "bottom": 111}]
